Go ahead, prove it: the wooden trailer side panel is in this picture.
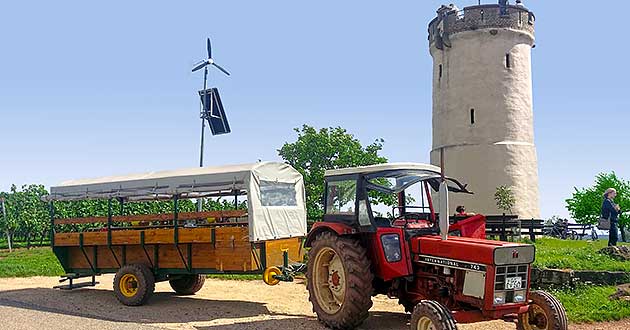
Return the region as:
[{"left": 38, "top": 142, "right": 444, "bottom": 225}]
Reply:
[
  {"left": 55, "top": 227, "right": 304, "bottom": 275},
  {"left": 264, "top": 238, "right": 304, "bottom": 267},
  {"left": 57, "top": 226, "right": 272, "bottom": 273}
]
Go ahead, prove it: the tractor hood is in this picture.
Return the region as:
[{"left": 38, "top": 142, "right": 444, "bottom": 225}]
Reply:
[{"left": 411, "top": 236, "right": 535, "bottom": 266}]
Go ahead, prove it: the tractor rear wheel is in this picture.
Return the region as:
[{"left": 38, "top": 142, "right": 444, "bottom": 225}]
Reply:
[
  {"left": 517, "top": 290, "right": 568, "bottom": 330},
  {"left": 169, "top": 274, "right": 206, "bottom": 295},
  {"left": 307, "top": 232, "right": 373, "bottom": 329},
  {"left": 113, "top": 264, "right": 155, "bottom": 306},
  {"left": 410, "top": 300, "right": 458, "bottom": 330}
]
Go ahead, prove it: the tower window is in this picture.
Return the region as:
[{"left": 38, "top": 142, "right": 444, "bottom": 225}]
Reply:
[
  {"left": 438, "top": 64, "right": 443, "bottom": 78},
  {"left": 470, "top": 109, "right": 475, "bottom": 125},
  {"left": 505, "top": 53, "right": 511, "bottom": 68}
]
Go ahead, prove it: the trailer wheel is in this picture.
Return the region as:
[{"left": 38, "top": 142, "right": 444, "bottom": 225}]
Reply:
[
  {"left": 517, "top": 291, "right": 568, "bottom": 330},
  {"left": 410, "top": 300, "right": 458, "bottom": 330},
  {"left": 169, "top": 274, "right": 206, "bottom": 295},
  {"left": 113, "top": 264, "right": 155, "bottom": 306},
  {"left": 307, "top": 232, "right": 373, "bottom": 330}
]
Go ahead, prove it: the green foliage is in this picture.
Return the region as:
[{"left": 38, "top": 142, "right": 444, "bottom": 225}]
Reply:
[
  {"left": 278, "top": 125, "right": 391, "bottom": 221},
  {"left": 0, "top": 248, "right": 64, "bottom": 277},
  {"left": 0, "top": 185, "right": 49, "bottom": 248},
  {"left": 494, "top": 185, "right": 515, "bottom": 214},
  {"left": 533, "top": 238, "right": 630, "bottom": 272},
  {"left": 551, "top": 285, "right": 630, "bottom": 323},
  {"left": 566, "top": 172, "right": 630, "bottom": 227}
]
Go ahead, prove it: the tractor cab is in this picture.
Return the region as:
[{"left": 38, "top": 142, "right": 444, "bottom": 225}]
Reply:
[{"left": 321, "top": 162, "right": 472, "bottom": 237}]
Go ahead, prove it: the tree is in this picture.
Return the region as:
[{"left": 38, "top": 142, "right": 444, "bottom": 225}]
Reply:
[
  {"left": 278, "top": 125, "right": 390, "bottom": 221},
  {"left": 495, "top": 185, "right": 515, "bottom": 215},
  {"left": 566, "top": 172, "right": 629, "bottom": 242}
]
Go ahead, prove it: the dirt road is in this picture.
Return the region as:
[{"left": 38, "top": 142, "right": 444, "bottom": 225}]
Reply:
[{"left": 0, "top": 276, "right": 626, "bottom": 330}]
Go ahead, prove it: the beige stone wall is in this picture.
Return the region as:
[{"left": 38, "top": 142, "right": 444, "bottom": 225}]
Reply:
[{"left": 429, "top": 9, "right": 540, "bottom": 218}]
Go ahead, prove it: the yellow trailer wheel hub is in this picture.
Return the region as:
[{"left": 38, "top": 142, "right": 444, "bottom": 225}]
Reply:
[
  {"left": 263, "top": 266, "right": 282, "bottom": 286},
  {"left": 119, "top": 273, "right": 139, "bottom": 297}
]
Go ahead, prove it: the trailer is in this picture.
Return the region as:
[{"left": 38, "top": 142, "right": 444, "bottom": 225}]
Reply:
[{"left": 45, "top": 162, "right": 307, "bottom": 305}]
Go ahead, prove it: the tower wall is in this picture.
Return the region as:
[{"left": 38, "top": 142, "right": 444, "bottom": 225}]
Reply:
[{"left": 429, "top": 4, "right": 540, "bottom": 218}]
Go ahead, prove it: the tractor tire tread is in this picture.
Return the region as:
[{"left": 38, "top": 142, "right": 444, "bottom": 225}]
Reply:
[
  {"left": 410, "top": 300, "right": 458, "bottom": 330},
  {"left": 517, "top": 290, "right": 568, "bottom": 330},
  {"left": 307, "top": 232, "right": 373, "bottom": 330}
]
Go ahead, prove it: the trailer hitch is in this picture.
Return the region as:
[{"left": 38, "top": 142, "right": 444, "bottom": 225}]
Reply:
[{"left": 263, "top": 249, "right": 306, "bottom": 286}]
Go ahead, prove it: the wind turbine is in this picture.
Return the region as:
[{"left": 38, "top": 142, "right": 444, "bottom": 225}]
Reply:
[
  {"left": 191, "top": 37, "right": 231, "bottom": 168},
  {"left": 191, "top": 38, "right": 231, "bottom": 212}
]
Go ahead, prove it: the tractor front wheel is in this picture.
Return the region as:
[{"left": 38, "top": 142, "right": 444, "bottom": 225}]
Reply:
[
  {"left": 307, "top": 232, "right": 373, "bottom": 329},
  {"left": 113, "top": 264, "right": 155, "bottom": 306},
  {"left": 410, "top": 300, "right": 458, "bottom": 330},
  {"left": 169, "top": 274, "right": 206, "bottom": 295},
  {"left": 517, "top": 290, "right": 568, "bottom": 330}
]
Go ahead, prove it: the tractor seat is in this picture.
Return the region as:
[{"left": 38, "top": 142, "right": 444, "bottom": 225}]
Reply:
[{"left": 392, "top": 218, "right": 432, "bottom": 229}]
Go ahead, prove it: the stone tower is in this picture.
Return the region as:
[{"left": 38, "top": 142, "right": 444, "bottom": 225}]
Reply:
[{"left": 428, "top": 2, "right": 540, "bottom": 218}]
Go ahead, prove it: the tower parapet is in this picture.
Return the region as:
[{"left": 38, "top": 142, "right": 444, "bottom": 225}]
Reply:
[{"left": 429, "top": 5, "right": 535, "bottom": 50}]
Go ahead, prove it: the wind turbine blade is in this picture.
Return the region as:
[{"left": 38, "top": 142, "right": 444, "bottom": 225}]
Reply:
[
  {"left": 191, "top": 60, "right": 208, "bottom": 72},
  {"left": 212, "top": 63, "right": 231, "bottom": 76},
  {"left": 208, "top": 38, "right": 212, "bottom": 58}
]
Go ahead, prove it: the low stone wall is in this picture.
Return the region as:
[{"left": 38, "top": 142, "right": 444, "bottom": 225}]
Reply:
[{"left": 531, "top": 268, "right": 630, "bottom": 288}]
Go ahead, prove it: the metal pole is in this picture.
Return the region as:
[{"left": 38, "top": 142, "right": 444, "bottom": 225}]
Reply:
[
  {"left": 1, "top": 198, "right": 10, "bottom": 252},
  {"left": 197, "top": 66, "right": 209, "bottom": 212}
]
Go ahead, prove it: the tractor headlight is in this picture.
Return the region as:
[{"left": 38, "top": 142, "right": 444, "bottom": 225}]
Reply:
[
  {"left": 494, "top": 292, "right": 506, "bottom": 305},
  {"left": 380, "top": 234, "right": 402, "bottom": 263},
  {"left": 514, "top": 290, "right": 526, "bottom": 303}
]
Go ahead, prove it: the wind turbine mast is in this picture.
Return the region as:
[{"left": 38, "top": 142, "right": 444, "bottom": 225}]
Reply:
[{"left": 191, "top": 37, "right": 231, "bottom": 211}]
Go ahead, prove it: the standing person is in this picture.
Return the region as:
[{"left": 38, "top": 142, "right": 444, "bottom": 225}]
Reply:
[{"left": 602, "top": 188, "right": 622, "bottom": 246}]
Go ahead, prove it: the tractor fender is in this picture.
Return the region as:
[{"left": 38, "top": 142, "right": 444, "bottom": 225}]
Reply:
[{"left": 305, "top": 222, "right": 357, "bottom": 247}]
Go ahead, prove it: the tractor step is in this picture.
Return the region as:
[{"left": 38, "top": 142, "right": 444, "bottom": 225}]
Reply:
[{"left": 54, "top": 274, "right": 99, "bottom": 290}]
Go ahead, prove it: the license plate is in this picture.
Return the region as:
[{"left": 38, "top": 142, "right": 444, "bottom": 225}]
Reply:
[{"left": 505, "top": 276, "right": 522, "bottom": 290}]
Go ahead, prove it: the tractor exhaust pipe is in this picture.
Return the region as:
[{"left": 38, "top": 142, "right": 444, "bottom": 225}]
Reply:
[
  {"left": 439, "top": 148, "right": 448, "bottom": 240},
  {"left": 439, "top": 180, "right": 449, "bottom": 240}
]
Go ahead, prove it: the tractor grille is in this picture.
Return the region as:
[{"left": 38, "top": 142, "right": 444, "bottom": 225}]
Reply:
[{"left": 494, "top": 264, "right": 528, "bottom": 291}]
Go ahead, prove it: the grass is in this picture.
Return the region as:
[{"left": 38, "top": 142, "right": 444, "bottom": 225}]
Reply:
[
  {"left": 551, "top": 285, "right": 630, "bottom": 323},
  {"left": 0, "top": 248, "right": 64, "bottom": 277},
  {"left": 533, "top": 238, "right": 630, "bottom": 272},
  {"left": 206, "top": 274, "right": 262, "bottom": 281}
]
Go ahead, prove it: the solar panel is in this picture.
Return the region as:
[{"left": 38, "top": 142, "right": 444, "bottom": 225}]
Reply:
[{"left": 199, "top": 88, "right": 231, "bottom": 135}]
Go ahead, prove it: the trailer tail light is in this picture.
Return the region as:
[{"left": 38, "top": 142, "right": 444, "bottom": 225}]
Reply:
[{"left": 380, "top": 234, "right": 402, "bottom": 263}]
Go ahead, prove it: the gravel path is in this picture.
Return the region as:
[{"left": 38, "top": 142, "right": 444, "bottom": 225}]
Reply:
[{"left": 0, "top": 276, "right": 624, "bottom": 330}]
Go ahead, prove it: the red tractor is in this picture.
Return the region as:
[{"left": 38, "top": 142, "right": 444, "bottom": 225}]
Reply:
[{"left": 305, "top": 163, "right": 567, "bottom": 330}]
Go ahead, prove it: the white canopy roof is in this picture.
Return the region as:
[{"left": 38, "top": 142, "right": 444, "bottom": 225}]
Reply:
[
  {"left": 47, "top": 162, "right": 308, "bottom": 242},
  {"left": 325, "top": 162, "right": 442, "bottom": 177}
]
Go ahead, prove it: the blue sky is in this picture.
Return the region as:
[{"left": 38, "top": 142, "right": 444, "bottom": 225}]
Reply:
[{"left": 0, "top": 1, "right": 628, "bottom": 219}]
